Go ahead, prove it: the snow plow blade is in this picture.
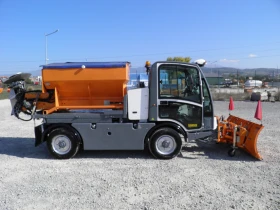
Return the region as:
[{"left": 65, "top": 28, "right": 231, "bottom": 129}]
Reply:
[{"left": 217, "top": 115, "right": 264, "bottom": 160}]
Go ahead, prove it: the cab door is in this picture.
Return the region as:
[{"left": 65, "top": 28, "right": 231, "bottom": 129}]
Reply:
[
  {"left": 155, "top": 63, "right": 203, "bottom": 131},
  {"left": 201, "top": 78, "right": 215, "bottom": 130}
]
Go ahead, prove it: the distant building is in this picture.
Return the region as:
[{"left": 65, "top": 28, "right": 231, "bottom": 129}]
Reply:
[
  {"left": 30, "top": 76, "right": 42, "bottom": 85},
  {"left": 244, "top": 80, "right": 262, "bottom": 88},
  {"left": 203, "top": 73, "right": 224, "bottom": 85},
  {"left": 128, "top": 73, "right": 148, "bottom": 88}
]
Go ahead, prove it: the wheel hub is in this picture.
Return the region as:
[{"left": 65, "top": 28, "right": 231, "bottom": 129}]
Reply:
[
  {"left": 155, "top": 135, "right": 177, "bottom": 155},
  {"left": 52, "top": 135, "right": 72, "bottom": 155},
  {"left": 58, "top": 141, "right": 66, "bottom": 149},
  {"left": 162, "top": 140, "right": 170, "bottom": 148}
]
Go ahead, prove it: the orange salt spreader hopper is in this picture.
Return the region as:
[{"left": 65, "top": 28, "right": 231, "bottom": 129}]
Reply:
[{"left": 16, "top": 62, "right": 130, "bottom": 115}]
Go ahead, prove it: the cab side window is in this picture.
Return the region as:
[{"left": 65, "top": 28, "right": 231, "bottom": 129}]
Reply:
[
  {"left": 202, "top": 79, "right": 213, "bottom": 117},
  {"left": 159, "top": 65, "right": 201, "bottom": 103}
]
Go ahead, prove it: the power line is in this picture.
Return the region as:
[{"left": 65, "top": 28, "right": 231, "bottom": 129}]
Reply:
[{"left": 1, "top": 41, "right": 280, "bottom": 64}]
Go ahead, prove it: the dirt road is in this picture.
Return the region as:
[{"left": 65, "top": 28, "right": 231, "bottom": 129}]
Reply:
[{"left": 0, "top": 99, "right": 279, "bottom": 210}]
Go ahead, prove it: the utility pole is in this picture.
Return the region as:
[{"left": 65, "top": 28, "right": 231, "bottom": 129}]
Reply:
[
  {"left": 277, "top": 65, "right": 279, "bottom": 97},
  {"left": 272, "top": 70, "right": 274, "bottom": 87},
  {"left": 218, "top": 70, "right": 220, "bottom": 88},
  {"left": 45, "top": 29, "right": 59, "bottom": 64},
  {"left": 255, "top": 70, "right": 256, "bottom": 87},
  {"left": 237, "top": 69, "right": 239, "bottom": 87},
  {"left": 277, "top": 65, "right": 279, "bottom": 82},
  {"left": 218, "top": 70, "right": 220, "bottom": 98},
  {"left": 209, "top": 61, "right": 217, "bottom": 74}
]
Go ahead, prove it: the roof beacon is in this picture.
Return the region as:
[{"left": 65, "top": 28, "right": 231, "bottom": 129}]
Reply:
[{"left": 194, "top": 59, "right": 206, "bottom": 67}]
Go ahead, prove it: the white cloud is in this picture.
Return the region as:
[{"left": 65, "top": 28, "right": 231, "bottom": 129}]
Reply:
[
  {"left": 219, "top": 59, "right": 239, "bottom": 63},
  {"left": 249, "top": 54, "right": 257, "bottom": 58}
]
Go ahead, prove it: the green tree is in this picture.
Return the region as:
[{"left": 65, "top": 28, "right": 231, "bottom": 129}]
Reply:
[
  {"left": 166, "top": 56, "right": 191, "bottom": 63},
  {"left": 238, "top": 76, "right": 246, "bottom": 83},
  {"left": 228, "top": 74, "right": 236, "bottom": 79}
]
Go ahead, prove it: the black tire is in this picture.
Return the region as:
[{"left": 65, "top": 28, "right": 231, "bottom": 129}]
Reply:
[
  {"left": 228, "top": 148, "right": 236, "bottom": 157},
  {"left": 148, "top": 127, "right": 182, "bottom": 159},
  {"left": 46, "top": 127, "right": 81, "bottom": 159}
]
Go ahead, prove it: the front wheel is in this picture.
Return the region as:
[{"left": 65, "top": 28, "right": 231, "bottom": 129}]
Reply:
[
  {"left": 46, "top": 127, "right": 81, "bottom": 159},
  {"left": 148, "top": 127, "right": 182, "bottom": 159}
]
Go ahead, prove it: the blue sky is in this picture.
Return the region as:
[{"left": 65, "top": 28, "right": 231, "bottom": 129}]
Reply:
[{"left": 0, "top": 0, "right": 280, "bottom": 75}]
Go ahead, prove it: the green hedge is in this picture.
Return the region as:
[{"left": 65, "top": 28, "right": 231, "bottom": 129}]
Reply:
[{"left": 0, "top": 85, "right": 42, "bottom": 100}]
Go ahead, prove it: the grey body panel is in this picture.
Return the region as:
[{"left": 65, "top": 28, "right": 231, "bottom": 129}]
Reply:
[
  {"left": 72, "top": 123, "right": 155, "bottom": 150},
  {"left": 148, "top": 64, "right": 158, "bottom": 122},
  {"left": 123, "top": 95, "right": 128, "bottom": 118},
  {"left": 203, "top": 117, "right": 213, "bottom": 130},
  {"left": 35, "top": 110, "right": 124, "bottom": 123},
  {"left": 188, "top": 131, "right": 214, "bottom": 141}
]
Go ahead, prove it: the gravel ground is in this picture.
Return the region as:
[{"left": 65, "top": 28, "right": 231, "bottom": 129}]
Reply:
[{"left": 0, "top": 99, "right": 279, "bottom": 210}]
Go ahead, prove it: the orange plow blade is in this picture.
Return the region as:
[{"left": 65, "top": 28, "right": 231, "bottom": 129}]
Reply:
[{"left": 217, "top": 115, "right": 264, "bottom": 160}]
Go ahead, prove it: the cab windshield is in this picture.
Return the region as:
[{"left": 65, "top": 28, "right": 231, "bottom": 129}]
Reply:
[{"left": 159, "top": 64, "right": 201, "bottom": 103}]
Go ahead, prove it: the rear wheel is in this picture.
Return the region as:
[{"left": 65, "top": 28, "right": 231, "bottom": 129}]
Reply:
[
  {"left": 46, "top": 127, "right": 81, "bottom": 159},
  {"left": 149, "top": 127, "right": 182, "bottom": 159}
]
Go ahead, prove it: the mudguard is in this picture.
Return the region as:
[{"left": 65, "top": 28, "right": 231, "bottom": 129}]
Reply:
[{"left": 217, "top": 115, "right": 264, "bottom": 160}]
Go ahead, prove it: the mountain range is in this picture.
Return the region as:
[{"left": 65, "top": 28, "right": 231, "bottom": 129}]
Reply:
[{"left": 8, "top": 66, "right": 280, "bottom": 78}]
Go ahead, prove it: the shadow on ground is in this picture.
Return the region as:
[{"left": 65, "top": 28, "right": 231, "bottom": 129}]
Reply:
[
  {"left": 0, "top": 137, "right": 49, "bottom": 159},
  {"left": 75, "top": 150, "right": 151, "bottom": 159},
  {"left": 0, "top": 137, "right": 260, "bottom": 161},
  {"left": 180, "top": 140, "right": 259, "bottom": 161},
  {"left": 0, "top": 137, "right": 151, "bottom": 160}
]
